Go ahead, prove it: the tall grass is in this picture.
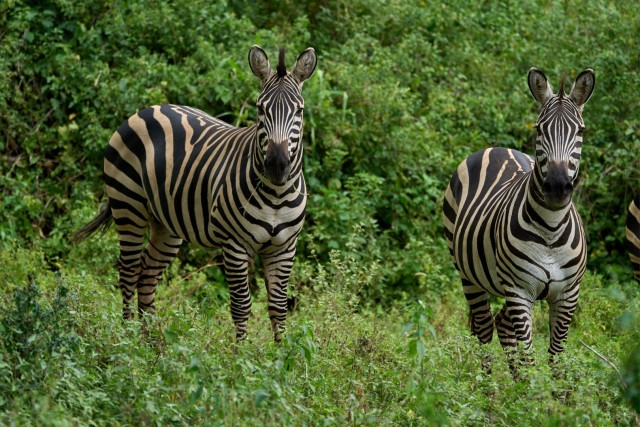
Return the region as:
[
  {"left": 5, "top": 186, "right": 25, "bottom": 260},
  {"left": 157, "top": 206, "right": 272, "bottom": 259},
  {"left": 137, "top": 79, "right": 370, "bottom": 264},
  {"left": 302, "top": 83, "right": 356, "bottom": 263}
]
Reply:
[{"left": 0, "top": 245, "right": 637, "bottom": 426}]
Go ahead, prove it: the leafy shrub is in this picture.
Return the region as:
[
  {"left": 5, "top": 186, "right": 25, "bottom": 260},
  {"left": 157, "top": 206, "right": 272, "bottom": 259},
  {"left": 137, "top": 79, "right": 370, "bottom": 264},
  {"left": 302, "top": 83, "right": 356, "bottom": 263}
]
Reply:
[
  {"left": 1, "top": 1, "right": 639, "bottom": 305},
  {"left": 0, "top": 279, "right": 81, "bottom": 409}
]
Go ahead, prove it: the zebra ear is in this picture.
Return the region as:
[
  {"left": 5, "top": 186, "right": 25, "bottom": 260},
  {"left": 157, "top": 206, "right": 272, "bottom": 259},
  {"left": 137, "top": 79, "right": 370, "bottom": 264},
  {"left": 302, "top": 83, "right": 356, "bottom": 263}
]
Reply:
[
  {"left": 248, "top": 45, "right": 273, "bottom": 82},
  {"left": 569, "top": 69, "right": 595, "bottom": 107},
  {"left": 292, "top": 48, "right": 317, "bottom": 84},
  {"left": 528, "top": 68, "right": 553, "bottom": 105}
]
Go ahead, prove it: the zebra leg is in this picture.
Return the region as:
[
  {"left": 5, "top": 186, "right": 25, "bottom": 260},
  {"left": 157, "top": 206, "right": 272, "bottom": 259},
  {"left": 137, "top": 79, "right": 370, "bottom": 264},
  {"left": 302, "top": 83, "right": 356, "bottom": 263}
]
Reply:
[
  {"left": 502, "top": 294, "right": 535, "bottom": 376},
  {"left": 495, "top": 304, "right": 519, "bottom": 374},
  {"left": 547, "top": 286, "right": 580, "bottom": 357},
  {"left": 462, "top": 279, "right": 494, "bottom": 344},
  {"left": 505, "top": 292, "right": 534, "bottom": 352},
  {"left": 112, "top": 200, "right": 149, "bottom": 320},
  {"left": 223, "top": 249, "right": 252, "bottom": 342},
  {"left": 261, "top": 251, "right": 295, "bottom": 342},
  {"left": 137, "top": 218, "right": 182, "bottom": 318},
  {"left": 462, "top": 279, "right": 494, "bottom": 372}
]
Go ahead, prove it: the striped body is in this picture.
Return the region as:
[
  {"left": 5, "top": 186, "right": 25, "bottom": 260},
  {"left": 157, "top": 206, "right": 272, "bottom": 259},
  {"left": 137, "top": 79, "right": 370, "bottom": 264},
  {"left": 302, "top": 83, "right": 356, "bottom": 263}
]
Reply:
[
  {"left": 443, "top": 68, "right": 595, "bottom": 364},
  {"left": 626, "top": 191, "right": 640, "bottom": 281},
  {"left": 74, "top": 46, "right": 317, "bottom": 341},
  {"left": 106, "top": 104, "right": 305, "bottom": 253}
]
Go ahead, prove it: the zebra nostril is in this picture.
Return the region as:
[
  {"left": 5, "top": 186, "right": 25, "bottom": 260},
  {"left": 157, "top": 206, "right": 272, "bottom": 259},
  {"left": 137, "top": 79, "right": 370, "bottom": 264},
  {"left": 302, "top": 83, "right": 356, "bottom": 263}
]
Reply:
[
  {"left": 564, "top": 182, "right": 573, "bottom": 193},
  {"left": 542, "top": 181, "right": 552, "bottom": 194}
]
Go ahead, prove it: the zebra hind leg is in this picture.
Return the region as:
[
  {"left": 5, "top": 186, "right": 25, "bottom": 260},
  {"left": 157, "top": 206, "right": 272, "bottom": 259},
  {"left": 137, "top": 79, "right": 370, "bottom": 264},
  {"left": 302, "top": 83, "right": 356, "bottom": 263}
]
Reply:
[
  {"left": 112, "top": 200, "right": 149, "bottom": 320},
  {"left": 137, "top": 218, "right": 183, "bottom": 319},
  {"left": 462, "top": 279, "right": 495, "bottom": 372}
]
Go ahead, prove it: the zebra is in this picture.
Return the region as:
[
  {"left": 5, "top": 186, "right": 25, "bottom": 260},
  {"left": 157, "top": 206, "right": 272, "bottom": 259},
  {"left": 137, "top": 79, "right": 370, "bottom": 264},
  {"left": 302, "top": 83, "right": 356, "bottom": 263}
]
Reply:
[
  {"left": 442, "top": 68, "right": 595, "bottom": 369},
  {"left": 627, "top": 191, "right": 640, "bottom": 282},
  {"left": 73, "top": 45, "right": 317, "bottom": 342}
]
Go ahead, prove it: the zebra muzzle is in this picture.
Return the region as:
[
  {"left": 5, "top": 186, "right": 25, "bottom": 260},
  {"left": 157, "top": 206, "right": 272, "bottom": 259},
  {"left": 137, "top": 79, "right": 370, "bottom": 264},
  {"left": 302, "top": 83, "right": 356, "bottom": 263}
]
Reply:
[
  {"left": 542, "top": 162, "right": 573, "bottom": 208},
  {"left": 264, "top": 140, "right": 291, "bottom": 185}
]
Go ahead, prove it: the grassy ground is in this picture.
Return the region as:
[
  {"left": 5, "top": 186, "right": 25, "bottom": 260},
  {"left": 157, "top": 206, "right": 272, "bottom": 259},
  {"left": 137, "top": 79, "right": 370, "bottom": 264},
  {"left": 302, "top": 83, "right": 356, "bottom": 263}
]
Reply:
[{"left": 0, "top": 245, "right": 638, "bottom": 426}]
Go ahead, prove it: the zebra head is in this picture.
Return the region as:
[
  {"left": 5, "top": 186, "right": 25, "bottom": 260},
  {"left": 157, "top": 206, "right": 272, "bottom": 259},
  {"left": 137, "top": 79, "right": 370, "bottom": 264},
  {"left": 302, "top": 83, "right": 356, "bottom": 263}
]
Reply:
[
  {"left": 528, "top": 68, "right": 595, "bottom": 209},
  {"left": 248, "top": 45, "right": 317, "bottom": 186}
]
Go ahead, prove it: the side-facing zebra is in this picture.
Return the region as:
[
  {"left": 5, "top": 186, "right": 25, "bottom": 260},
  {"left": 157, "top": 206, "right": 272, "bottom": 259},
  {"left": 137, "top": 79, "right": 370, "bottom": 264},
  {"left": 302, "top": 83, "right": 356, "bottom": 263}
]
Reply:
[
  {"left": 73, "top": 45, "right": 317, "bottom": 342},
  {"left": 442, "top": 68, "right": 595, "bottom": 367},
  {"left": 626, "top": 191, "right": 640, "bottom": 282}
]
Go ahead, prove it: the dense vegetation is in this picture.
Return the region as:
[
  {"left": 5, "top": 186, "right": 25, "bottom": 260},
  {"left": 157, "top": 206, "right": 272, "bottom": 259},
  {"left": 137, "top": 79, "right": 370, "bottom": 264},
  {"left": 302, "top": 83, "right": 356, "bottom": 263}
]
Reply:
[{"left": 1, "top": 0, "right": 639, "bottom": 424}]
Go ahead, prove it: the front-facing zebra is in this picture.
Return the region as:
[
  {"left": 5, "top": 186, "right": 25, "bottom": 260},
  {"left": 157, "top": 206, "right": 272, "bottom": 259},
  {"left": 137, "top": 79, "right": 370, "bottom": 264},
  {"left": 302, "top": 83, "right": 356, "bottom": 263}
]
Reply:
[
  {"left": 443, "top": 68, "right": 595, "bottom": 368},
  {"left": 73, "top": 46, "right": 317, "bottom": 342}
]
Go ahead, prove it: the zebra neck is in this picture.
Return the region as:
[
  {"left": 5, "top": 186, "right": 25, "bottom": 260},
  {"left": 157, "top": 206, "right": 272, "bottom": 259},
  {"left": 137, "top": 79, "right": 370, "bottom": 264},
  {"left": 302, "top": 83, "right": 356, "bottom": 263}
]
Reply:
[{"left": 257, "top": 170, "right": 305, "bottom": 198}]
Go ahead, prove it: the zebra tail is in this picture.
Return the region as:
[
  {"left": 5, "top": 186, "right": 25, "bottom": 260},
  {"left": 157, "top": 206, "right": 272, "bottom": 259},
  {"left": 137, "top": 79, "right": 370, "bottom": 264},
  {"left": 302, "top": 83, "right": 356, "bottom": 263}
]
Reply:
[{"left": 71, "top": 199, "right": 114, "bottom": 243}]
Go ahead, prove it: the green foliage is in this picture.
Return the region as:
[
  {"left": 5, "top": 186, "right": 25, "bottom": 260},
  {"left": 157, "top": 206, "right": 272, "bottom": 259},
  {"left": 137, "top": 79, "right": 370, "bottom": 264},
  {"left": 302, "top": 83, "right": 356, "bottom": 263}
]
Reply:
[
  {"left": 3, "top": 0, "right": 639, "bottom": 289},
  {"left": 0, "top": 249, "right": 638, "bottom": 425},
  {"left": 0, "top": 279, "right": 81, "bottom": 413}
]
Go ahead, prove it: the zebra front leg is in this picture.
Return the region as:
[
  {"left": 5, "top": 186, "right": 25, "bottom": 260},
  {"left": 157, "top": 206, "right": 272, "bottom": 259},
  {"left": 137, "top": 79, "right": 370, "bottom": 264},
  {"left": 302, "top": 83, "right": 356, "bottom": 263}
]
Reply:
[
  {"left": 261, "top": 251, "right": 295, "bottom": 342},
  {"left": 547, "top": 286, "right": 580, "bottom": 358},
  {"left": 223, "top": 250, "right": 252, "bottom": 342},
  {"left": 495, "top": 305, "right": 519, "bottom": 375},
  {"left": 505, "top": 291, "right": 534, "bottom": 352},
  {"left": 502, "top": 292, "right": 535, "bottom": 377}
]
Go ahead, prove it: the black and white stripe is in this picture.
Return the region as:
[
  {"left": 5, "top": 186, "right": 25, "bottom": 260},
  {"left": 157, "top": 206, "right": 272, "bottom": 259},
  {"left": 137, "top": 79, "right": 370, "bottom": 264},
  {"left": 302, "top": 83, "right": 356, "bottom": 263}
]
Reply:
[
  {"left": 73, "top": 46, "right": 317, "bottom": 342},
  {"left": 626, "top": 191, "right": 640, "bottom": 282},
  {"left": 443, "top": 68, "right": 595, "bottom": 364}
]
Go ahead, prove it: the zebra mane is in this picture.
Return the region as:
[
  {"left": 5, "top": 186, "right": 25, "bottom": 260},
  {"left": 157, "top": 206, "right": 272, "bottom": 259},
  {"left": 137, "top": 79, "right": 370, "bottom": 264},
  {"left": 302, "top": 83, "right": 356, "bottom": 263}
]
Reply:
[
  {"left": 558, "top": 72, "right": 566, "bottom": 98},
  {"left": 277, "top": 48, "right": 287, "bottom": 78}
]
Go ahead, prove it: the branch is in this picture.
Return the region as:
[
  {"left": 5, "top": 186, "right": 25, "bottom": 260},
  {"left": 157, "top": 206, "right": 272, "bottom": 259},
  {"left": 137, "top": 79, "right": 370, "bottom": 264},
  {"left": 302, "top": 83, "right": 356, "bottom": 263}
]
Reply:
[{"left": 580, "top": 340, "right": 627, "bottom": 389}]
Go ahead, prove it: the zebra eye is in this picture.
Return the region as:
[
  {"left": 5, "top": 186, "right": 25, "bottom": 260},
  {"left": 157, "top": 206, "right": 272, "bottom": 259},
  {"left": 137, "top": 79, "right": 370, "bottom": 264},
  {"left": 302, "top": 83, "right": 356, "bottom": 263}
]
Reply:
[
  {"left": 257, "top": 106, "right": 265, "bottom": 116},
  {"left": 576, "top": 127, "right": 585, "bottom": 136}
]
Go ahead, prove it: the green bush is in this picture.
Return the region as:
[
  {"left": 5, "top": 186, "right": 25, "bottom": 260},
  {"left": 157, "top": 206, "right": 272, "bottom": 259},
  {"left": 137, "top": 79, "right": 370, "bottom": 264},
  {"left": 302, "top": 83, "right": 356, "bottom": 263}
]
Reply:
[{"left": 0, "top": 279, "right": 81, "bottom": 410}]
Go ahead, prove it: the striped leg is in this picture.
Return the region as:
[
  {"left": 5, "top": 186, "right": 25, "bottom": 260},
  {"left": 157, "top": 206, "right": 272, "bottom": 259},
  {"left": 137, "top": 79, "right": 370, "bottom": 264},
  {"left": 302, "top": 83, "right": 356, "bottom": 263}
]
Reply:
[
  {"left": 504, "top": 289, "right": 534, "bottom": 352},
  {"left": 223, "top": 249, "right": 252, "bottom": 341},
  {"left": 547, "top": 287, "right": 580, "bottom": 356},
  {"left": 462, "top": 279, "right": 494, "bottom": 344},
  {"left": 112, "top": 200, "right": 149, "bottom": 320},
  {"left": 495, "top": 305, "right": 516, "bottom": 348},
  {"left": 495, "top": 304, "right": 519, "bottom": 373},
  {"left": 501, "top": 291, "right": 535, "bottom": 375},
  {"left": 137, "top": 218, "right": 182, "bottom": 317},
  {"left": 261, "top": 250, "right": 295, "bottom": 342}
]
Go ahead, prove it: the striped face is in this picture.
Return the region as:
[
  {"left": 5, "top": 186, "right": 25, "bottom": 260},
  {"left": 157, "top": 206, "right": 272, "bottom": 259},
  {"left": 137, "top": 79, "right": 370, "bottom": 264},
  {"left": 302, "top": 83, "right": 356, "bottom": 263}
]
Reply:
[
  {"left": 249, "top": 46, "right": 317, "bottom": 186},
  {"left": 534, "top": 96, "right": 585, "bottom": 207},
  {"left": 528, "top": 68, "right": 595, "bottom": 208},
  {"left": 256, "top": 75, "right": 305, "bottom": 185}
]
